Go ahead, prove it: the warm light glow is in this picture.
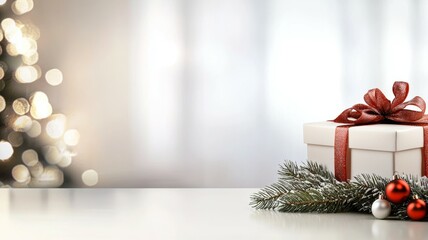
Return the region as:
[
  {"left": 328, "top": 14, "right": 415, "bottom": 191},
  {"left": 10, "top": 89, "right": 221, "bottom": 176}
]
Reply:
[
  {"left": 30, "top": 91, "right": 52, "bottom": 119},
  {"left": 29, "top": 161, "right": 43, "bottom": 177},
  {"left": 46, "top": 114, "right": 66, "bottom": 139},
  {"left": 58, "top": 152, "right": 72, "bottom": 168},
  {"left": 15, "top": 65, "right": 38, "bottom": 83},
  {"left": 26, "top": 120, "right": 41, "bottom": 137},
  {"left": 13, "top": 115, "right": 32, "bottom": 132},
  {"left": 14, "top": 37, "right": 37, "bottom": 56},
  {"left": 1, "top": 18, "right": 16, "bottom": 32},
  {"left": 12, "top": 164, "right": 30, "bottom": 183},
  {"left": 22, "top": 149, "right": 38, "bottom": 167},
  {"left": 5, "top": 27, "right": 22, "bottom": 43},
  {"left": 43, "top": 146, "right": 62, "bottom": 164},
  {"left": 6, "top": 43, "right": 18, "bottom": 56},
  {"left": 7, "top": 131, "right": 23, "bottom": 147},
  {"left": 32, "top": 166, "right": 63, "bottom": 187},
  {"left": 12, "top": 97, "right": 30, "bottom": 115},
  {"left": 64, "top": 129, "right": 80, "bottom": 146},
  {"left": 0, "top": 0, "right": 7, "bottom": 6},
  {"left": 45, "top": 68, "right": 63, "bottom": 86},
  {"left": 0, "top": 141, "right": 14, "bottom": 160},
  {"left": 82, "top": 169, "right": 98, "bottom": 186},
  {"left": 12, "top": 0, "right": 34, "bottom": 15},
  {"left": 0, "top": 95, "right": 5, "bottom": 112},
  {"left": 0, "top": 67, "right": 4, "bottom": 79},
  {"left": 22, "top": 52, "right": 38, "bottom": 65}
]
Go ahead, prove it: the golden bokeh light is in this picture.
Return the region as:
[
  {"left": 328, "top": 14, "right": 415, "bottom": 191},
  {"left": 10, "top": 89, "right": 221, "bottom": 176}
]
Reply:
[
  {"left": 58, "top": 152, "right": 72, "bottom": 168},
  {"left": 7, "top": 131, "right": 23, "bottom": 147},
  {"left": 12, "top": 115, "right": 32, "bottom": 132},
  {"left": 29, "top": 161, "right": 43, "bottom": 177},
  {"left": 22, "top": 52, "right": 38, "bottom": 65},
  {"left": 0, "top": 140, "right": 14, "bottom": 160},
  {"left": 30, "top": 91, "right": 52, "bottom": 119},
  {"left": 12, "top": 97, "right": 30, "bottom": 115},
  {"left": 0, "top": 95, "right": 6, "bottom": 112},
  {"left": 12, "top": 164, "right": 30, "bottom": 183},
  {"left": 14, "top": 37, "right": 37, "bottom": 56},
  {"left": 64, "top": 129, "right": 80, "bottom": 146},
  {"left": 1, "top": 18, "right": 16, "bottom": 32},
  {"left": 82, "top": 169, "right": 99, "bottom": 186},
  {"left": 43, "top": 146, "right": 61, "bottom": 164},
  {"left": 6, "top": 43, "right": 18, "bottom": 56},
  {"left": 45, "top": 68, "right": 63, "bottom": 86},
  {"left": 32, "top": 166, "right": 63, "bottom": 187},
  {"left": 15, "top": 65, "right": 38, "bottom": 83},
  {"left": 46, "top": 114, "right": 66, "bottom": 139},
  {"left": 26, "top": 120, "right": 41, "bottom": 137},
  {"left": 0, "top": 67, "right": 4, "bottom": 79},
  {"left": 22, "top": 149, "right": 38, "bottom": 167},
  {"left": 12, "top": 0, "right": 34, "bottom": 15}
]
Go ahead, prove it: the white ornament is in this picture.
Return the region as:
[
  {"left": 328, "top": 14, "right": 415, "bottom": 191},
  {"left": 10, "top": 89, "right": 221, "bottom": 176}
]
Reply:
[{"left": 371, "top": 194, "right": 391, "bottom": 219}]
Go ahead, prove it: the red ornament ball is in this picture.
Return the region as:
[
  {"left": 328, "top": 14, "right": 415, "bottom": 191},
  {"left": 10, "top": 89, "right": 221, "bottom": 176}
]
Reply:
[
  {"left": 407, "top": 199, "right": 427, "bottom": 221},
  {"left": 385, "top": 179, "right": 411, "bottom": 204}
]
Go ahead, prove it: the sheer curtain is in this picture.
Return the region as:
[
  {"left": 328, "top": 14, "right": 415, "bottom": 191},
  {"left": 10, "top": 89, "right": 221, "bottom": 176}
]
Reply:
[
  {"left": 34, "top": 0, "right": 428, "bottom": 187},
  {"left": 128, "top": 0, "right": 428, "bottom": 187}
]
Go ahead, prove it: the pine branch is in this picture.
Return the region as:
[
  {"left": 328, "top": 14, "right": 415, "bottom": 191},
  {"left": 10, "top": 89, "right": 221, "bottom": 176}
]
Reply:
[{"left": 251, "top": 160, "right": 428, "bottom": 220}]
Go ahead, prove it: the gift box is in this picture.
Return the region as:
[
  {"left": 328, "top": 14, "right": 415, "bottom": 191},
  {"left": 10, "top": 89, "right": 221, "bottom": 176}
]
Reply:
[{"left": 304, "top": 122, "right": 424, "bottom": 179}]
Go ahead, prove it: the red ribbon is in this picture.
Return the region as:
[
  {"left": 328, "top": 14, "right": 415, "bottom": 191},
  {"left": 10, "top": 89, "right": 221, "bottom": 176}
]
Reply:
[{"left": 333, "top": 81, "right": 428, "bottom": 181}]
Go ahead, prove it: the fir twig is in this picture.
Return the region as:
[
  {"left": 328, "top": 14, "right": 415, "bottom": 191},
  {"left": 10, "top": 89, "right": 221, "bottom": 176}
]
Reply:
[{"left": 250, "top": 160, "right": 428, "bottom": 220}]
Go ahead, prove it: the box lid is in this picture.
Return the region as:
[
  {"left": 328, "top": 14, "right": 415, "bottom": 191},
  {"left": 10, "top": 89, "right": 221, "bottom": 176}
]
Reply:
[{"left": 303, "top": 122, "right": 423, "bottom": 151}]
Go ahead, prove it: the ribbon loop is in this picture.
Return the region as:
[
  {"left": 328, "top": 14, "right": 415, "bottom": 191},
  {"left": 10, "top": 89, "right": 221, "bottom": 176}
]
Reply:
[{"left": 334, "top": 81, "right": 428, "bottom": 125}]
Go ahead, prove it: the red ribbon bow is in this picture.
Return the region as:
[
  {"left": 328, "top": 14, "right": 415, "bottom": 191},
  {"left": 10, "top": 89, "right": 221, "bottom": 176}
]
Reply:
[
  {"left": 331, "top": 81, "right": 428, "bottom": 181},
  {"left": 334, "top": 81, "right": 428, "bottom": 125}
]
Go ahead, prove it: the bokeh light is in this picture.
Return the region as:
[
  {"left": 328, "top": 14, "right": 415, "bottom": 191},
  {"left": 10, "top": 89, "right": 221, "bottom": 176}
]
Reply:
[
  {"left": 30, "top": 91, "right": 52, "bottom": 119},
  {"left": 45, "top": 68, "right": 63, "bottom": 86},
  {"left": 7, "top": 131, "right": 23, "bottom": 147},
  {"left": 15, "top": 65, "right": 38, "bottom": 83},
  {"left": 12, "top": 164, "right": 30, "bottom": 183},
  {"left": 46, "top": 114, "right": 66, "bottom": 139},
  {"left": 0, "top": 67, "right": 4, "bottom": 79},
  {"left": 43, "top": 146, "right": 62, "bottom": 164},
  {"left": 13, "top": 115, "right": 32, "bottom": 132},
  {"left": 31, "top": 166, "right": 63, "bottom": 187},
  {"left": 82, "top": 169, "right": 98, "bottom": 186},
  {"left": 0, "top": 95, "right": 6, "bottom": 112},
  {"left": 58, "top": 152, "right": 72, "bottom": 168},
  {"left": 26, "top": 120, "right": 41, "bottom": 137},
  {"left": 0, "top": 0, "right": 7, "bottom": 6},
  {"left": 29, "top": 161, "right": 43, "bottom": 177},
  {"left": 22, "top": 149, "right": 38, "bottom": 167},
  {"left": 0, "top": 140, "right": 14, "bottom": 160},
  {"left": 12, "top": 0, "right": 34, "bottom": 15},
  {"left": 64, "top": 129, "right": 80, "bottom": 146},
  {"left": 12, "top": 97, "right": 30, "bottom": 115},
  {"left": 22, "top": 52, "right": 38, "bottom": 65}
]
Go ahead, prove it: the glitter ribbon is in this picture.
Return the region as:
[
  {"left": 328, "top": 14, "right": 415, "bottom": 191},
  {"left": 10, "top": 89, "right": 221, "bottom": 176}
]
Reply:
[{"left": 333, "top": 82, "right": 428, "bottom": 181}]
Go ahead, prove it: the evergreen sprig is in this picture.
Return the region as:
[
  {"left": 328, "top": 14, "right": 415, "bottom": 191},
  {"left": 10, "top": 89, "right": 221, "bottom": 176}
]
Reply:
[{"left": 250, "top": 160, "right": 428, "bottom": 220}]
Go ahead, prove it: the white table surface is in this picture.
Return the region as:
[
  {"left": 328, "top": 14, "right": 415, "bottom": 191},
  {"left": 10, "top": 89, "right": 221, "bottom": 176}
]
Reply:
[{"left": 0, "top": 188, "right": 426, "bottom": 240}]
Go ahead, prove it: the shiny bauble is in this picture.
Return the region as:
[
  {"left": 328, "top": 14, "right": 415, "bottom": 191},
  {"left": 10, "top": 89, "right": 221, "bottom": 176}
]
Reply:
[
  {"left": 385, "top": 177, "right": 410, "bottom": 204},
  {"left": 371, "top": 194, "right": 391, "bottom": 219},
  {"left": 407, "top": 198, "right": 427, "bottom": 221}
]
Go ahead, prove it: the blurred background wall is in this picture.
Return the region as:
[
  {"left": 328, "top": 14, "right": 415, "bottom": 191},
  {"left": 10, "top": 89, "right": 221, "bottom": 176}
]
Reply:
[{"left": 28, "top": 0, "right": 428, "bottom": 187}]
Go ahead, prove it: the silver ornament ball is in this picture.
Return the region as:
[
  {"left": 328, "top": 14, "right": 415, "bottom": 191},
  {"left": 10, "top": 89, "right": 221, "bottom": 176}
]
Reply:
[{"left": 371, "top": 195, "right": 391, "bottom": 219}]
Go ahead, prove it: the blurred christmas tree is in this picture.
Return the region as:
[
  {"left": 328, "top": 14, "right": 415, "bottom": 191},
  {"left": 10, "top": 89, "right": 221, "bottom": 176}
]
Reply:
[{"left": 0, "top": 0, "right": 81, "bottom": 187}]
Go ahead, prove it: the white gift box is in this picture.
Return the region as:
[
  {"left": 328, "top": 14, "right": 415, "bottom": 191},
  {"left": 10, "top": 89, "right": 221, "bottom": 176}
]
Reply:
[{"left": 303, "top": 122, "right": 424, "bottom": 179}]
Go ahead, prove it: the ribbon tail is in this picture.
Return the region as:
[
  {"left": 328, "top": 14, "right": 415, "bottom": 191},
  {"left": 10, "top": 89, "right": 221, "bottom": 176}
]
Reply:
[
  {"left": 334, "top": 125, "right": 351, "bottom": 181},
  {"left": 422, "top": 126, "right": 428, "bottom": 176}
]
